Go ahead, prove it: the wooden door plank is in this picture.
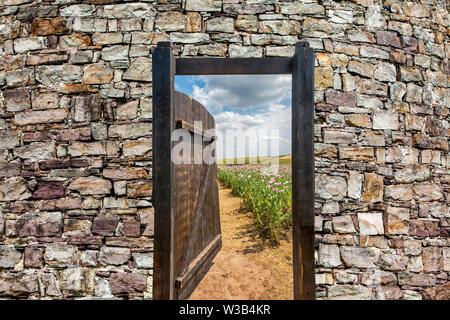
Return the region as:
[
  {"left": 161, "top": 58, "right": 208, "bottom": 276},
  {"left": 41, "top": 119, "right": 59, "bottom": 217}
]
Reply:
[{"left": 292, "top": 42, "right": 316, "bottom": 300}]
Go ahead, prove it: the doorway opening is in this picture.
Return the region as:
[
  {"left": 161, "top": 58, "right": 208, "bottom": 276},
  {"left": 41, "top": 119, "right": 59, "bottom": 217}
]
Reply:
[
  {"left": 176, "top": 74, "right": 293, "bottom": 299},
  {"left": 152, "top": 42, "right": 315, "bottom": 300}
]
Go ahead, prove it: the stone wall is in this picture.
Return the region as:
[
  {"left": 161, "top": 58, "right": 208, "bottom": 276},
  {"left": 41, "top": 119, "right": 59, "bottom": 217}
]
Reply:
[{"left": 0, "top": 0, "right": 448, "bottom": 300}]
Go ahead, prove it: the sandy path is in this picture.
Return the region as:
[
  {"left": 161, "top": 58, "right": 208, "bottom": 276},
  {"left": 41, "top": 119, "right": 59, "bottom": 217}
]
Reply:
[{"left": 189, "top": 183, "right": 293, "bottom": 300}]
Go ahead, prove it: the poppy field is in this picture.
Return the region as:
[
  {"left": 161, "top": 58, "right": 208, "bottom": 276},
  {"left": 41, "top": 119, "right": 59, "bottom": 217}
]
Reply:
[{"left": 217, "top": 165, "right": 292, "bottom": 244}]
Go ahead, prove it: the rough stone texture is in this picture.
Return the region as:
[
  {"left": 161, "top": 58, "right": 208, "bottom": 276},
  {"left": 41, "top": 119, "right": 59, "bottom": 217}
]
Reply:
[{"left": 0, "top": 0, "right": 447, "bottom": 301}]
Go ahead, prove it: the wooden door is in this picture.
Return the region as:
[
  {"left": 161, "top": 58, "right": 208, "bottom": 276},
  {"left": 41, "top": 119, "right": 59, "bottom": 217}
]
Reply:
[
  {"left": 172, "top": 91, "right": 221, "bottom": 299},
  {"left": 152, "top": 43, "right": 221, "bottom": 300}
]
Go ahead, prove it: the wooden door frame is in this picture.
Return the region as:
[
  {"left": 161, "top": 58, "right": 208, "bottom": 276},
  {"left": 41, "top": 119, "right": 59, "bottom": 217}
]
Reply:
[{"left": 152, "top": 41, "right": 315, "bottom": 300}]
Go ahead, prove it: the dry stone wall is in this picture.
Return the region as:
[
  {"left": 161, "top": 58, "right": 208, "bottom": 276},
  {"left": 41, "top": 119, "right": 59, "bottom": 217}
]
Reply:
[{"left": 0, "top": 0, "right": 448, "bottom": 300}]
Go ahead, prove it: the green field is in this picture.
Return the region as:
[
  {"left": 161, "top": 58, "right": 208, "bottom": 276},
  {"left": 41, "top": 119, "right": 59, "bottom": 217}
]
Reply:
[{"left": 217, "top": 164, "right": 292, "bottom": 244}]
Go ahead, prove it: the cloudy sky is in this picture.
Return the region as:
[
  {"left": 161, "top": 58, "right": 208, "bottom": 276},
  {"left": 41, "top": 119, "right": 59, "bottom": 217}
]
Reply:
[{"left": 175, "top": 75, "right": 292, "bottom": 160}]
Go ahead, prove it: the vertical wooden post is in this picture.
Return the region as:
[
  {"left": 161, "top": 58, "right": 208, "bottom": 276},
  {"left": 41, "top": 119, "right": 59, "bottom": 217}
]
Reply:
[
  {"left": 152, "top": 42, "right": 175, "bottom": 300},
  {"left": 292, "top": 42, "right": 315, "bottom": 300}
]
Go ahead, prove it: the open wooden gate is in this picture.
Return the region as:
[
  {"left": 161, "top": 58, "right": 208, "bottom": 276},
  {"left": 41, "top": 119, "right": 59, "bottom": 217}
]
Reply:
[
  {"left": 152, "top": 43, "right": 221, "bottom": 299},
  {"left": 172, "top": 92, "right": 221, "bottom": 299},
  {"left": 153, "top": 41, "right": 315, "bottom": 300}
]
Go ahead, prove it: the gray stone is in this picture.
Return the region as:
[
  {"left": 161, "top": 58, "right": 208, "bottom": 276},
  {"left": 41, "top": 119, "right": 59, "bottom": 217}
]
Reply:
[
  {"left": 13, "top": 142, "right": 55, "bottom": 160},
  {"left": 132, "top": 252, "right": 153, "bottom": 269},
  {"left": 94, "top": 277, "right": 113, "bottom": 298},
  {"left": 185, "top": 0, "right": 222, "bottom": 12},
  {"left": 340, "top": 247, "right": 377, "bottom": 268},
  {"left": 0, "top": 177, "right": 32, "bottom": 201},
  {"left": 358, "top": 213, "right": 384, "bottom": 235},
  {"left": 14, "top": 109, "right": 68, "bottom": 126},
  {"left": 14, "top": 37, "right": 46, "bottom": 53},
  {"left": 328, "top": 285, "right": 371, "bottom": 300},
  {"left": 315, "top": 174, "right": 347, "bottom": 200},
  {"left": 170, "top": 33, "right": 209, "bottom": 44},
  {"left": 36, "top": 65, "right": 82, "bottom": 85},
  {"left": 45, "top": 243, "right": 78, "bottom": 267},
  {"left": 374, "top": 62, "right": 396, "bottom": 82},
  {"left": 332, "top": 216, "right": 356, "bottom": 234},
  {"left": 60, "top": 267, "right": 84, "bottom": 295},
  {"left": 81, "top": 250, "right": 98, "bottom": 267},
  {"left": 123, "top": 57, "right": 152, "bottom": 82},
  {"left": 229, "top": 45, "right": 263, "bottom": 58},
  {"left": 3, "top": 88, "right": 30, "bottom": 112},
  {"left": 101, "top": 45, "right": 129, "bottom": 61},
  {"left": 0, "top": 246, "right": 22, "bottom": 268},
  {"left": 60, "top": 4, "right": 95, "bottom": 17},
  {"left": 109, "top": 123, "right": 152, "bottom": 139},
  {"left": 206, "top": 17, "right": 234, "bottom": 33},
  {"left": 73, "top": 18, "right": 107, "bottom": 33},
  {"left": 318, "top": 244, "right": 342, "bottom": 268},
  {"left": 372, "top": 111, "right": 399, "bottom": 130},
  {"left": 103, "top": 3, "right": 153, "bottom": 19},
  {"left": 0, "top": 131, "right": 20, "bottom": 149},
  {"left": 98, "top": 247, "right": 131, "bottom": 266}
]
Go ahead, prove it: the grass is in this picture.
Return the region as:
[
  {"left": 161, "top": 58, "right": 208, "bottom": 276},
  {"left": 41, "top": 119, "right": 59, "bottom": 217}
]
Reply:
[{"left": 217, "top": 164, "right": 292, "bottom": 244}]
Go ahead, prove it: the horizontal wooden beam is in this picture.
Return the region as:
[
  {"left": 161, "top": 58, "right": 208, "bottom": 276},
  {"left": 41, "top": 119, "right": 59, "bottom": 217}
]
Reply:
[
  {"left": 175, "top": 120, "right": 215, "bottom": 141},
  {"left": 175, "top": 234, "right": 222, "bottom": 289},
  {"left": 176, "top": 58, "right": 292, "bottom": 75}
]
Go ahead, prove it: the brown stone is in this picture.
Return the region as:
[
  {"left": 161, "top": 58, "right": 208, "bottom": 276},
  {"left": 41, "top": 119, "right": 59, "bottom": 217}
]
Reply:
[
  {"left": 325, "top": 90, "right": 356, "bottom": 107},
  {"left": 362, "top": 173, "right": 383, "bottom": 203},
  {"left": 3, "top": 88, "right": 31, "bottom": 112},
  {"left": 14, "top": 109, "right": 69, "bottom": 126},
  {"left": 68, "top": 176, "right": 112, "bottom": 195},
  {"left": 423, "top": 282, "right": 450, "bottom": 300},
  {"left": 92, "top": 215, "right": 118, "bottom": 236},
  {"left": 23, "top": 131, "right": 55, "bottom": 143},
  {"left": 339, "top": 147, "right": 374, "bottom": 162},
  {"left": 376, "top": 31, "right": 401, "bottom": 48},
  {"left": 32, "top": 17, "right": 68, "bottom": 36},
  {"left": 0, "top": 163, "right": 21, "bottom": 178},
  {"left": 123, "top": 220, "right": 141, "bottom": 237},
  {"left": 56, "top": 127, "right": 91, "bottom": 141},
  {"left": 18, "top": 212, "right": 63, "bottom": 237},
  {"left": 83, "top": 64, "right": 113, "bottom": 84},
  {"left": 110, "top": 273, "right": 147, "bottom": 294},
  {"left": 422, "top": 247, "right": 442, "bottom": 272},
  {"left": 26, "top": 54, "right": 69, "bottom": 66},
  {"left": 33, "top": 182, "right": 67, "bottom": 200},
  {"left": 385, "top": 206, "right": 410, "bottom": 235},
  {"left": 103, "top": 168, "right": 148, "bottom": 180},
  {"left": 67, "top": 236, "right": 103, "bottom": 245},
  {"left": 38, "top": 159, "right": 89, "bottom": 170},
  {"left": 24, "top": 246, "right": 44, "bottom": 268},
  {"left": 409, "top": 219, "right": 439, "bottom": 238},
  {"left": 126, "top": 182, "right": 152, "bottom": 198},
  {"left": 345, "top": 114, "right": 371, "bottom": 128}
]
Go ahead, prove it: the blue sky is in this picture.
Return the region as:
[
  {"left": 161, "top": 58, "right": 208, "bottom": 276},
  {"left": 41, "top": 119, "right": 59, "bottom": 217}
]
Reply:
[{"left": 175, "top": 75, "right": 292, "bottom": 159}]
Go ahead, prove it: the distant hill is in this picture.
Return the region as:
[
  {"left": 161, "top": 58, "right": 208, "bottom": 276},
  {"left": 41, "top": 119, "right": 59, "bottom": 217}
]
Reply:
[{"left": 217, "top": 154, "right": 292, "bottom": 166}]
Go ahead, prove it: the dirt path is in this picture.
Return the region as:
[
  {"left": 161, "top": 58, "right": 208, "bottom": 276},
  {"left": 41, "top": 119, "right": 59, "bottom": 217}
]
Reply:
[{"left": 190, "top": 183, "right": 293, "bottom": 300}]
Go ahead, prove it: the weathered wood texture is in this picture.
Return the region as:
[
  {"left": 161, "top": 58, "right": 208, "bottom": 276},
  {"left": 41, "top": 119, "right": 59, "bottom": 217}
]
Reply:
[
  {"left": 172, "top": 91, "right": 222, "bottom": 300},
  {"left": 176, "top": 58, "right": 292, "bottom": 75},
  {"left": 152, "top": 42, "right": 175, "bottom": 300},
  {"left": 292, "top": 42, "right": 316, "bottom": 300}
]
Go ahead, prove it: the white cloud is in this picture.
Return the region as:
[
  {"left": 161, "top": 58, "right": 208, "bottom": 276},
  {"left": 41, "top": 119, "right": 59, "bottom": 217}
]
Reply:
[
  {"left": 192, "top": 75, "right": 291, "bottom": 111},
  {"left": 214, "top": 104, "right": 291, "bottom": 159}
]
